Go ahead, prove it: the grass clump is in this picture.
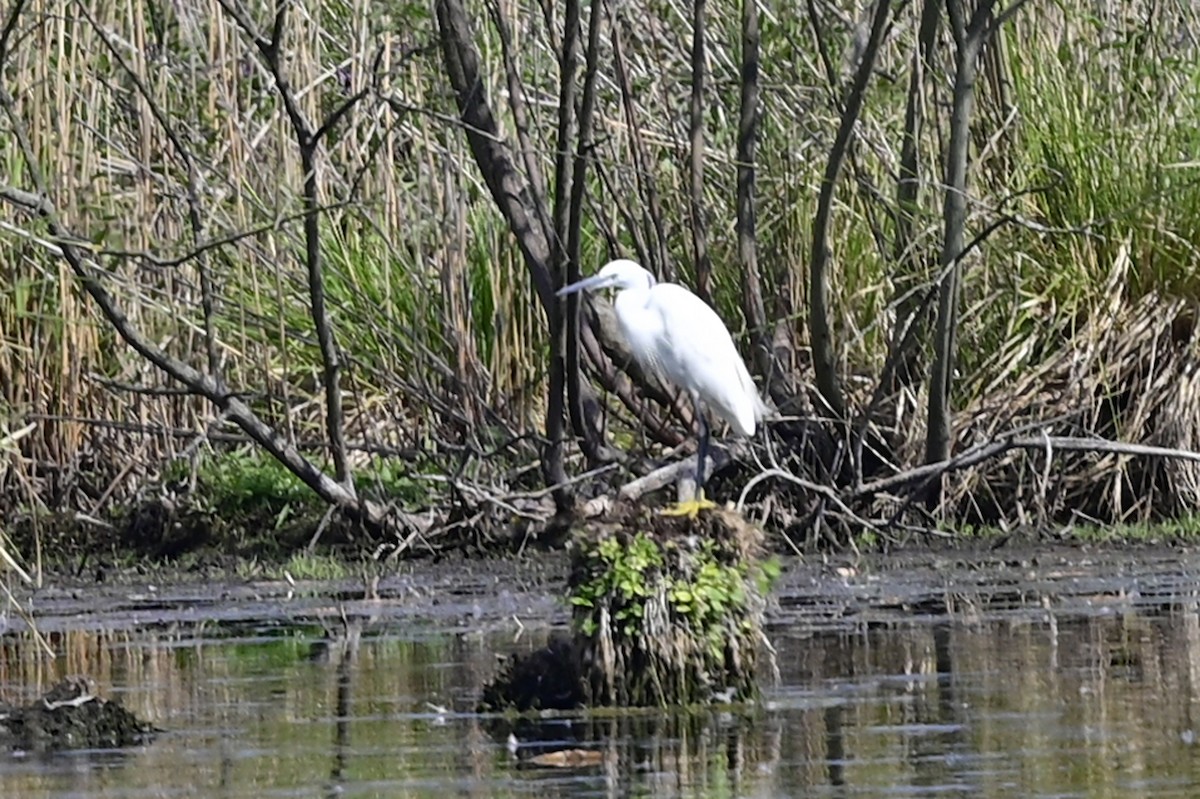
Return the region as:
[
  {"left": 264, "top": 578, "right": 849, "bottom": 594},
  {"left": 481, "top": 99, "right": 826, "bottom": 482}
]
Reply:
[
  {"left": 123, "top": 448, "right": 430, "bottom": 562},
  {"left": 193, "top": 451, "right": 319, "bottom": 521},
  {"left": 272, "top": 552, "right": 352, "bottom": 582},
  {"left": 1065, "top": 515, "right": 1200, "bottom": 545}
]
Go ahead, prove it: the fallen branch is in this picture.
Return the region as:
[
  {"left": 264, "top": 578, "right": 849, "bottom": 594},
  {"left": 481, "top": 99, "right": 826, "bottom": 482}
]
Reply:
[
  {"left": 860, "top": 435, "right": 1200, "bottom": 502},
  {"left": 578, "top": 430, "right": 1200, "bottom": 530},
  {"left": 747, "top": 432, "right": 1200, "bottom": 529},
  {"left": 619, "top": 447, "right": 736, "bottom": 501},
  {"left": 579, "top": 444, "right": 739, "bottom": 519}
]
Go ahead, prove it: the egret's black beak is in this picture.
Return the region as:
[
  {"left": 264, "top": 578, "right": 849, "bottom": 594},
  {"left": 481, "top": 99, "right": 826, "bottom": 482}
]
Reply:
[{"left": 556, "top": 274, "right": 610, "bottom": 297}]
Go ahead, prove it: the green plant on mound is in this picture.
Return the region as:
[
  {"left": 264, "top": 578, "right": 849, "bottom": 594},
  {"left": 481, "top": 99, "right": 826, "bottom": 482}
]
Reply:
[
  {"left": 570, "top": 533, "right": 663, "bottom": 638},
  {"left": 566, "top": 510, "right": 778, "bottom": 707}
]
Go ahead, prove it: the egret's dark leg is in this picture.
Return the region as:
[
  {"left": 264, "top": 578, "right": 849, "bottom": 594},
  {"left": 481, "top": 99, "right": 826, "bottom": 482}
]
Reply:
[
  {"left": 694, "top": 413, "right": 711, "bottom": 500},
  {"left": 660, "top": 398, "right": 717, "bottom": 518}
]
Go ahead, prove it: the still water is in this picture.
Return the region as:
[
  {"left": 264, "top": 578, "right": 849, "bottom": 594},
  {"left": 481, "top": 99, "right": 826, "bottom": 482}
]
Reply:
[{"left": 3, "top": 548, "right": 1200, "bottom": 797}]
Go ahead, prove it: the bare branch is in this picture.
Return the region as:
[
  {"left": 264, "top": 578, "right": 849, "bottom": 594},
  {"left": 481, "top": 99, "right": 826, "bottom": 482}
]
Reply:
[
  {"left": 269, "top": 0, "right": 287, "bottom": 54},
  {"left": 868, "top": 436, "right": 1200, "bottom": 505},
  {"left": 0, "top": 184, "right": 50, "bottom": 214},
  {"left": 988, "top": 0, "right": 1031, "bottom": 35},
  {"left": 0, "top": 0, "right": 26, "bottom": 68},
  {"left": 551, "top": 0, "right": 581, "bottom": 272},
  {"left": 433, "top": 0, "right": 596, "bottom": 507},
  {"left": 609, "top": 12, "right": 672, "bottom": 280},
  {"left": 217, "top": 0, "right": 354, "bottom": 491},
  {"left": 591, "top": 155, "right": 653, "bottom": 266},
  {"left": 578, "top": 320, "right": 684, "bottom": 448},
  {"left": 77, "top": 0, "right": 223, "bottom": 382},
  {"left": 313, "top": 86, "right": 371, "bottom": 144},
  {"left": 487, "top": 0, "right": 552, "bottom": 236},
  {"left": 93, "top": 201, "right": 356, "bottom": 268}
]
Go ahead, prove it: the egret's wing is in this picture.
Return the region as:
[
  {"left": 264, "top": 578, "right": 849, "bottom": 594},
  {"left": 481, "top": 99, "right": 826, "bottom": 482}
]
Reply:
[
  {"left": 649, "top": 285, "right": 764, "bottom": 435},
  {"left": 613, "top": 293, "right": 673, "bottom": 386}
]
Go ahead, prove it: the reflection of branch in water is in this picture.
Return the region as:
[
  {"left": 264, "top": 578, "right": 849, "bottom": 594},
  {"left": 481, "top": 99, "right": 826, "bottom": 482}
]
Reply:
[
  {"left": 909, "top": 623, "right": 967, "bottom": 785},
  {"left": 325, "top": 620, "right": 362, "bottom": 799},
  {"left": 824, "top": 703, "right": 845, "bottom": 788}
]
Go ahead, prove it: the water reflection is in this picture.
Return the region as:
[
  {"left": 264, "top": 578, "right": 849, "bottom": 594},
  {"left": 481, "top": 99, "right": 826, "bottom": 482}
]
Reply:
[{"left": 3, "top": 598, "right": 1200, "bottom": 796}]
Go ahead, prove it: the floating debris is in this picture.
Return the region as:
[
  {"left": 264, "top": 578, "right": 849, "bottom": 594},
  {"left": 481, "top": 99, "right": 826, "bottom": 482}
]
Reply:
[{"left": 525, "top": 747, "right": 605, "bottom": 768}]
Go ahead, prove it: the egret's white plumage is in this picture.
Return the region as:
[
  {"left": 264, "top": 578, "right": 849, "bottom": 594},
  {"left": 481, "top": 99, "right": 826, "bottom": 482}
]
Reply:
[{"left": 557, "top": 258, "right": 768, "bottom": 510}]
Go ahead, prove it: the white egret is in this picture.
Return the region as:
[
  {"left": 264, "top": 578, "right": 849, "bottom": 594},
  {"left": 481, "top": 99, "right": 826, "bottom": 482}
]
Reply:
[{"left": 557, "top": 258, "right": 768, "bottom": 517}]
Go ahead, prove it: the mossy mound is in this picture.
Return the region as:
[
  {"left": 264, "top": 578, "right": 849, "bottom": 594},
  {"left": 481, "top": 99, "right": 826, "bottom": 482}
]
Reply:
[
  {"left": 0, "top": 677, "right": 157, "bottom": 752},
  {"left": 479, "top": 503, "right": 778, "bottom": 711},
  {"left": 569, "top": 504, "right": 777, "bottom": 707}
]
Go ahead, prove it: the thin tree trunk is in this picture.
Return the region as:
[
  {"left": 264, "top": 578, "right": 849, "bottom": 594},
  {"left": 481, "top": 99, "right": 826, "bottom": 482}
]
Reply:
[
  {"left": 433, "top": 0, "right": 570, "bottom": 504},
  {"left": 689, "top": 0, "right": 713, "bottom": 306},
  {"left": 551, "top": 0, "right": 581, "bottom": 264},
  {"left": 808, "top": 0, "right": 891, "bottom": 423},
  {"left": 543, "top": 0, "right": 583, "bottom": 505},
  {"left": 736, "top": 0, "right": 768, "bottom": 376},
  {"left": 924, "top": 0, "right": 1027, "bottom": 504},
  {"left": 217, "top": 0, "right": 360, "bottom": 492},
  {"left": 434, "top": 0, "right": 556, "bottom": 308},
  {"left": 491, "top": 0, "right": 607, "bottom": 466},
  {"left": 565, "top": 0, "right": 614, "bottom": 464},
  {"left": 489, "top": 1, "right": 553, "bottom": 242},
  {"left": 887, "top": 0, "right": 941, "bottom": 392}
]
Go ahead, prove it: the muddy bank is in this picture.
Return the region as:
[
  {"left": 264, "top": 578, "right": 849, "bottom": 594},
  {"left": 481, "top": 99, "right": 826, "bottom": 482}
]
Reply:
[
  {"left": 12, "top": 477, "right": 1200, "bottom": 596},
  {"left": 5, "top": 541, "right": 1200, "bottom": 640},
  {"left": 2, "top": 494, "right": 571, "bottom": 588}
]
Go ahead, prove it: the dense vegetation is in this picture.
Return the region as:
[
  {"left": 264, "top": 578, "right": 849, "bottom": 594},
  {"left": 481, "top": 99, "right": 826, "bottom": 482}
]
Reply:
[{"left": 3, "top": 0, "right": 1200, "bottom": 573}]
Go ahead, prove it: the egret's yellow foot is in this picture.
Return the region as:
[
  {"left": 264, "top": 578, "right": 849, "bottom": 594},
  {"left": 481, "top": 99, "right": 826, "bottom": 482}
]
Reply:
[{"left": 659, "top": 493, "right": 718, "bottom": 519}]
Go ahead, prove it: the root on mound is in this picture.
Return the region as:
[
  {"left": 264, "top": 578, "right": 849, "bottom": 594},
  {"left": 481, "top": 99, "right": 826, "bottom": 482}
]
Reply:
[{"left": 479, "top": 503, "right": 779, "bottom": 711}]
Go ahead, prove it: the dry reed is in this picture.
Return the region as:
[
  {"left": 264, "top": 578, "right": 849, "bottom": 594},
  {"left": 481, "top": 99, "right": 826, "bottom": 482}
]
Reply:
[{"left": 0, "top": 0, "right": 1196, "bottom": 542}]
